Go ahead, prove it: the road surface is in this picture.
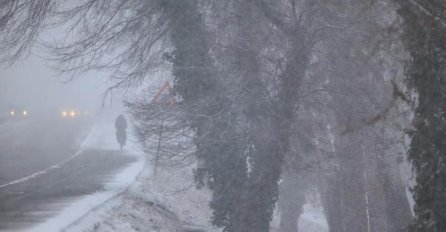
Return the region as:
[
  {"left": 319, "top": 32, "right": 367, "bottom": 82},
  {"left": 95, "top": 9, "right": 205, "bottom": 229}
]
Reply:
[{"left": 0, "top": 118, "right": 137, "bottom": 231}]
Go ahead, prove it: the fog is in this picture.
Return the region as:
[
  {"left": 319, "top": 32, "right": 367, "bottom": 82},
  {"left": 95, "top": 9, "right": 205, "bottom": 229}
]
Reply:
[
  {"left": 0, "top": 51, "right": 125, "bottom": 119},
  {"left": 1, "top": 1, "right": 445, "bottom": 232}
]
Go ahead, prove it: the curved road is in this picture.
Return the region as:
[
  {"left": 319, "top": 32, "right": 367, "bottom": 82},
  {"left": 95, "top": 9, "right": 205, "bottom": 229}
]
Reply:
[{"left": 0, "top": 118, "right": 137, "bottom": 231}]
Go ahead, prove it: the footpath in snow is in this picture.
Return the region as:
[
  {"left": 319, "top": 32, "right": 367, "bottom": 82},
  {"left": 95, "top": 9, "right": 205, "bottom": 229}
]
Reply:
[{"left": 29, "top": 123, "right": 145, "bottom": 232}]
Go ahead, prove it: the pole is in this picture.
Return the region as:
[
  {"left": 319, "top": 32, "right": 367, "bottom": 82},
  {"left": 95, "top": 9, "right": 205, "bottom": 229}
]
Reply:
[{"left": 153, "top": 119, "right": 164, "bottom": 176}]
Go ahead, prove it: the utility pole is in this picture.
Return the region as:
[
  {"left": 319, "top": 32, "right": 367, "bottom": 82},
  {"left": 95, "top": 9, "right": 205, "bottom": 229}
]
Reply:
[{"left": 153, "top": 118, "right": 164, "bottom": 176}]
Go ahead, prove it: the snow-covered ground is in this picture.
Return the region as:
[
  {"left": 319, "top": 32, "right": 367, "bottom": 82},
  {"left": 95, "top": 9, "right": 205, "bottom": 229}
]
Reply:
[
  {"left": 297, "top": 205, "right": 328, "bottom": 232},
  {"left": 63, "top": 162, "right": 328, "bottom": 232},
  {"left": 60, "top": 165, "right": 328, "bottom": 232},
  {"left": 26, "top": 123, "right": 327, "bottom": 232},
  {"left": 63, "top": 164, "right": 216, "bottom": 232},
  {"left": 271, "top": 197, "right": 328, "bottom": 232}
]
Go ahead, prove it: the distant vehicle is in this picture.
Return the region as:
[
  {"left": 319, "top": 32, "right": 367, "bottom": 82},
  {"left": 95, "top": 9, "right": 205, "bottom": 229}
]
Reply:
[
  {"left": 8, "top": 105, "right": 29, "bottom": 119},
  {"left": 61, "top": 109, "right": 93, "bottom": 118}
]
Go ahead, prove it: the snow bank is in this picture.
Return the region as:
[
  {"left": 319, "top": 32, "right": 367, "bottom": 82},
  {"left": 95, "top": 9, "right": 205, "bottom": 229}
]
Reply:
[{"left": 62, "top": 163, "right": 217, "bottom": 232}]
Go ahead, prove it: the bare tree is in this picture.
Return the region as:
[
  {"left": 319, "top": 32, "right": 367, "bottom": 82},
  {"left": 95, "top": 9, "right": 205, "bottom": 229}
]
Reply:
[
  {"left": 0, "top": 0, "right": 53, "bottom": 63},
  {"left": 0, "top": 1, "right": 419, "bottom": 232}
]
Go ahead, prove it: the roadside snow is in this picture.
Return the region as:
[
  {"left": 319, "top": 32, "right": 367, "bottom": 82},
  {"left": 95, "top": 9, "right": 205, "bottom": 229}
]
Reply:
[
  {"left": 270, "top": 203, "right": 328, "bottom": 232},
  {"left": 298, "top": 204, "right": 329, "bottom": 232},
  {"left": 63, "top": 164, "right": 217, "bottom": 232},
  {"left": 36, "top": 124, "right": 328, "bottom": 232},
  {"left": 28, "top": 123, "right": 145, "bottom": 232},
  {"left": 62, "top": 159, "right": 328, "bottom": 232}
]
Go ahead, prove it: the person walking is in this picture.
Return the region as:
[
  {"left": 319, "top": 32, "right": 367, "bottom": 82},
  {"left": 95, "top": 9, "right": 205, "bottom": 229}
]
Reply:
[{"left": 115, "top": 114, "right": 127, "bottom": 151}]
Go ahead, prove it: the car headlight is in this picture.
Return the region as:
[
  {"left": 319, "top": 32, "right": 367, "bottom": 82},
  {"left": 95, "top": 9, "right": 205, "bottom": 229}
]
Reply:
[
  {"left": 10, "top": 111, "right": 15, "bottom": 116},
  {"left": 23, "top": 110, "right": 28, "bottom": 116}
]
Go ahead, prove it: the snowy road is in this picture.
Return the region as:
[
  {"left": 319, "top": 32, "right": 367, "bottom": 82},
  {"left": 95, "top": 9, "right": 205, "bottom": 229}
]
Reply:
[{"left": 0, "top": 119, "right": 140, "bottom": 231}]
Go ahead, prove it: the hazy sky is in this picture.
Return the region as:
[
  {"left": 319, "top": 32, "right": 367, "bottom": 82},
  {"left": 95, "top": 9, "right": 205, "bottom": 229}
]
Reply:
[{"left": 0, "top": 51, "right": 123, "bottom": 116}]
